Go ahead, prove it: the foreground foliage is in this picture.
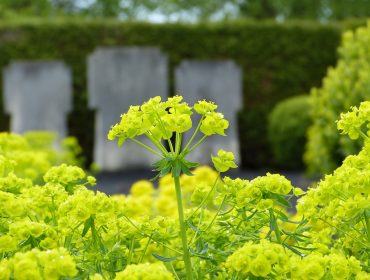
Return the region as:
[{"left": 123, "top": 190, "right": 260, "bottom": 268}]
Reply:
[{"left": 0, "top": 97, "right": 369, "bottom": 279}]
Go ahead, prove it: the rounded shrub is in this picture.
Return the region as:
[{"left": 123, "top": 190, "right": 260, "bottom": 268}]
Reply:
[
  {"left": 268, "top": 95, "right": 312, "bottom": 169},
  {"left": 305, "top": 20, "right": 370, "bottom": 175}
]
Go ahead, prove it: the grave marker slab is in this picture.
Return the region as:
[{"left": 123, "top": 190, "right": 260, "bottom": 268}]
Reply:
[
  {"left": 175, "top": 60, "right": 242, "bottom": 165},
  {"left": 4, "top": 61, "right": 72, "bottom": 138},
  {"left": 88, "top": 47, "right": 168, "bottom": 171}
]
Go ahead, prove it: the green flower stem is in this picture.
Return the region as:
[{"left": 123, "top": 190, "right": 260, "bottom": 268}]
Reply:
[
  {"left": 359, "top": 131, "right": 369, "bottom": 140},
  {"left": 175, "top": 132, "right": 182, "bottom": 155},
  {"left": 130, "top": 138, "right": 164, "bottom": 158},
  {"left": 139, "top": 235, "right": 152, "bottom": 263},
  {"left": 269, "top": 209, "right": 282, "bottom": 244},
  {"left": 318, "top": 217, "right": 369, "bottom": 248},
  {"left": 190, "top": 208, "right": 204, "bottom": 245},
  {"left": 188, "top": 175, "right": 219, "bottom": 220},
  {"left": 155, "top": 112, "right": 175, "bottom": 153},
  {"left": 145, "top": 133, "right": 168, "bottom": 155},
  {"left": 191, "top": 195, "right": 227, "bottom": 246},
  {"left": 173, "top": 175, "right": 193, "bottom": 280},
  {"left": 186, "top": 135, "right": 207, "bottom": 155},
  {"left": 123, "top": 215, "right": 183, "bottom": 255},
  {"left": 365, "top": 210, "right": 370, "bottom": 242},
  {"left": 203, "top": 195, "right": 227, "bottom": 232},
  {"left": 168, "top": 139, "right": 175, "bottom": 153},
  {"left": 128, "top": 238, "right": 134, "bottom": 265},
  {"left": 182, "top": 116, "right": 204, "bottom": 153}
]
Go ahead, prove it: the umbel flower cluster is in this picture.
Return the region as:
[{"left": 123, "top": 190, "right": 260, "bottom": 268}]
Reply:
[{"left": 0, "top": 97, "right": 369, "bottom": 280}]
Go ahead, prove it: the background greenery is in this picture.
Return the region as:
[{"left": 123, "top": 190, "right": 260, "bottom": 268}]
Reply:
[
  {"left": 267, "top": 95, "right": 312, "bottom": 169},
  {"left": 0, "top": 19, "right": 358, "bottom": 168},
  {"left": 305, "top": 21, "right": 370, "bottom": 175},
  {"left": 2, "top": 0, "right": 370, "bottom": 21}
]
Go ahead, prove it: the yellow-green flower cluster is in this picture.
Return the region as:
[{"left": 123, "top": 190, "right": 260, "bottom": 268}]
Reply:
[
  {"left": 299, "top": 101, "right": 370, "bottom": 264},
  {"left": 0, "top": 132, "right": 82, "bottom": 183},
  {"left": 115, "top": 263, "right": 174, "bottom": 280},
  {"left": 2, "top": 99, "right": 370, "bottom": 279},
  {"left": 0, "top": 248, "right": 77, "bottom": 280},
  {"left": 290, "top": 252, "right": 364, "bottom": 280},
  {"left": 225, "top": 241, "right": 366, "bottom": 280},
  {"left": 337, "top": 101, "right": 370, "bottom": 139},
  {"left": 107, "top": 96, "right": 229, "bottom": 148},
  {"left": 200, "top": 112, "right": 229, "bottom": 136},
  {"left": 251, "top": 173, "right": 293, "bottom": 195},
  {"left": 225, "top": 240, "right": 289, "bottom": 277},
  {"left": 227, "top": 173, "right": 298, "bottom": 209},
  {"left": 211, "top": 149, "right": 237, "bottom": 173}
]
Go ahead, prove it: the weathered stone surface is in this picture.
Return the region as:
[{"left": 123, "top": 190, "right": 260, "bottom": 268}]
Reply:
[
  {"left": 4, "top": 61, "right": 72, "bottom": 138},
  {"left": 88, "top": 47, "right": 168, "bottom": 171},
  {"left": 175, "top": 60, "right": 242, "bottom": 164}
]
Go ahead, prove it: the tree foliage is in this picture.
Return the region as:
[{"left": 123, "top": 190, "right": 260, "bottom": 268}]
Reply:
[{"left": 2, "top": 0, "right": 370, "bottom": 21}]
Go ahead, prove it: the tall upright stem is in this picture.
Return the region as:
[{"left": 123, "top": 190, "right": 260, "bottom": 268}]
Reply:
[
  {"left": 173, "top": 175, "right": 193, "bottom": 280},
  {"left": 365, "top": 210, "right": 370, "bottom": 242},
  {"left": 269, "top": 209, "right": 282, "bottom": 244}
]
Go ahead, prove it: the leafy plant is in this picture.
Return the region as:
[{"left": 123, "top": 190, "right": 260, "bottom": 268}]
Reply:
[
  {"left": 0, "top": 97, "right": 369, "bottom": 279},
  {"left": 268, "top": 95, "right": 312, "bottom": 169},
  {"left": 305, "top": 20, "right": 370, "bottom": 175}
]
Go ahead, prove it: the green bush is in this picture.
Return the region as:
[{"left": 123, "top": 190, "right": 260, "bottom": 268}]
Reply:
[
  {"left": 268, "top": 95, "right": 311, "bottom": 169},
  {"left": 305, "top": 20, "right": 370, "bottom": 175},
  {"left": 0, "top": 19, "right": 345, "bottom": 168}
]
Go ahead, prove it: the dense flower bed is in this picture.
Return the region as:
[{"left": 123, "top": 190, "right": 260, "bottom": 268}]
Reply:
[{"left": 0, "top": 97, "right": 369, "bottom": 279}]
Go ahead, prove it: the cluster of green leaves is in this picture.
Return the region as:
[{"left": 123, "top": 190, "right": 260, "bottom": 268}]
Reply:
[
  {"left": 268, "top": 95, "right": 312, "bottom": 169},
  {"left": 0, "top": 19, "right": 344, "bottom": 168},
  {"left": 305, "top": 20, "right": 370, "bottom": 175},
  {"left": 2, "top": 0, "right": 370, "bottom": 21}
]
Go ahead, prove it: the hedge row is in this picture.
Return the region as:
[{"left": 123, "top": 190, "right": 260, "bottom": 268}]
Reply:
[{"left": 0, "top": 19, "right": 352, "bottom": 168}]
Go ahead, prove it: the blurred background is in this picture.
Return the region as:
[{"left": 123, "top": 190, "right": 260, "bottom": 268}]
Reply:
[{"left": 1, "top": 0, "right": 370, "bottom": 192}]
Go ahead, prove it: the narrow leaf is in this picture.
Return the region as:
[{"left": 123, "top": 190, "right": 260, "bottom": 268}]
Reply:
[
  {"left": 82, "top": 216, "right": 93, "bottom": 237},
  {"left": 172, "top": 160, "right": 182, "bottom": 177},
  {"left": 283, "top": 243, "right": 305, "bottom": 257},
  {"left": 152, "top": 253, "right": 178, "bottom": 262},
  {"left": 187, "top": 220, "right": 203, "bottom": 233}
]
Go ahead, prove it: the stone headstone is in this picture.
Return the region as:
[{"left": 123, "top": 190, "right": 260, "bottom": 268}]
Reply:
[
  {"left": 3, "top": 61, "right": 72, "bottom": 138},
  {"left": 88, "top": 47, "right": 168, "bottom": 171},
  {"left": 175, "top": 60, "right": 242, "bottom": 165}
]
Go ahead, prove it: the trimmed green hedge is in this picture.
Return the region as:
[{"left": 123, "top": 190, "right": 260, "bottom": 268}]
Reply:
[
  {"left": 268, "top": 95, "right": 312, "bottom": 169},
  {"left": 0, "top": 19, "right": 346, "bottom": 167}
]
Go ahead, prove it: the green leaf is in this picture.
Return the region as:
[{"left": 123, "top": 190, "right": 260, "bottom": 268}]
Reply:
[
  {"left": 172, "top": 160, "right": 182, "bottom": 177},
  {"left": 184, "top": 159, "right": 199, "bottom": 168},
  {"left": 189, "top": 248, "right": 216, "bottom": 264},
  {"left": 82, "top": 216, "right": 93, "bottom": 237},
  {"left": 283, "top": 243, "right": 305, "bottom": 257},
  {"left": 200, "top": 243, "right": 209, "bottom": 255},
  {"left": 274, "top": 209, "right": 289, "bottom": 221},
  {"left": 152, "top": 253, "right": 178, "bottom": 262},
  {"left": 159, "top": 163, "right": 172, "bottom": 177},
  {"left": 267, "top": 193, "right": 292, "bottom": 208},
  {"left": 187, "top": 220, "right": 204, "bottom": 233}
]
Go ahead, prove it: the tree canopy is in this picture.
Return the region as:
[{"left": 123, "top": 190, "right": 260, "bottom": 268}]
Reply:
[{"left": 1, "top": 0, "right": 370, "bottom": 21}]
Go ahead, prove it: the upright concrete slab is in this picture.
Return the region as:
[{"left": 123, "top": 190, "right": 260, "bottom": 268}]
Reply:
[
  {"left": 88, "top": 47, "right": 168, "bottom": 171},
  {"left": 3, "top": 61, "right": 72, "bottom": 138},
  {"left": 175, "top": 60, "right": 242, "bottom": 165}
]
